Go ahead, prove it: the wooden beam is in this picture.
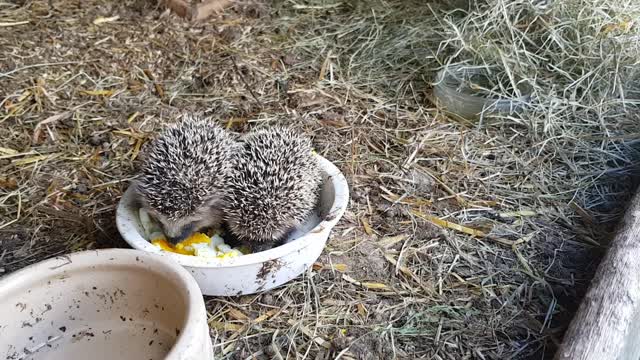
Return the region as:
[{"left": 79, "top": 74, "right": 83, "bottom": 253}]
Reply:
[
  {"left": 555, "top": 190, "right": 640, "bottom": 360},
  {"left": 192, "top": 0, "right": 232, "bottom": 21},
  {"left": 163, "top": 0, "right": 191, "bottom": 19},
  {"left": 163, "top": 0, "right": 232, "bottom": 21}
]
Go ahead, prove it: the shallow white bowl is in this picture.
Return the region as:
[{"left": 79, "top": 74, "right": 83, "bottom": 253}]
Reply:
[
  {"left": 0, "top": 249, "right": 212, "bottom": 360},
  {"left": 116, "top": 155, "right": 349, "bottom": 296}
]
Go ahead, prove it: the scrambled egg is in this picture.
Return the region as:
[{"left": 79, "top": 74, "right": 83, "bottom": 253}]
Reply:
[
  {"left": 152, "top": 238, "right": 184, "bottom": 253},
  {"left": 151, "top": 232, "right": 243, "bottom": 259},
  {"left": 140, "top": 208, "right": 247, "bottom": 259}
]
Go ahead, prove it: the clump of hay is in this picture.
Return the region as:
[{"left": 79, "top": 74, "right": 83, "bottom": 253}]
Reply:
[
  {"left": 434, "top": 0, "right": 640, "bottom": 223},
  {"left": 282, "top": 0, "right": 640, "bottom": 224}
]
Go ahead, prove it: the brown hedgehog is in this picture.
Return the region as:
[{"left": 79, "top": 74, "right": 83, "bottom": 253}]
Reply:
[
  {"left": 223, "top": 127, "right": 321, "bottom": 251},
  {"left": 135, "top": 115, "right": 236, "bottom": 244}
]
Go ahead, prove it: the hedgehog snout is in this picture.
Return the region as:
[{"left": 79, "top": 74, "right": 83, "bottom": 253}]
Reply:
[
  {"left": 158, "top": 204, "right": 225, "bottom": 244},
  {"left": 163, "top": 223, "right": 196, "bottom": 244}
]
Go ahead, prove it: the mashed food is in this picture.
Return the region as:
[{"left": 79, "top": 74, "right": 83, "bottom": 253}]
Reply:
[{"left": 139, "top": 208, "right": 246, "bottom": 259}]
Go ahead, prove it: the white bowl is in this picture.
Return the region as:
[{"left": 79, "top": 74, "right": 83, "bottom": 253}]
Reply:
[
  {"left": 116, "top": 155, "right": 349, "bottom": 296},
  {"left": 0, "top": 249, "right": 212, "bottom": 360}
]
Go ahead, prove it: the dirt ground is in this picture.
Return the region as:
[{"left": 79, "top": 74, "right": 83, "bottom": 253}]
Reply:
[{"left": 0, "top": 0, "right": 628, "bottom": 359}]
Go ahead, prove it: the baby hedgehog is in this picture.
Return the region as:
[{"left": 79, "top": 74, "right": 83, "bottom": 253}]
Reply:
[
  {"left": 136, "top": 115, "right": 236, "bottom": 244},
  {"left": 224, "top": 127, "right": 321, "bottom": 249}
]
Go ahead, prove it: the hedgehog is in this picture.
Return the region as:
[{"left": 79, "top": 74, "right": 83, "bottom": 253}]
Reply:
[
  {"left": 223, "top": 126, "right": 321, "bottom": 251},
  {"left": 135, "top": 115, "right": 236, "bottom": 244}
]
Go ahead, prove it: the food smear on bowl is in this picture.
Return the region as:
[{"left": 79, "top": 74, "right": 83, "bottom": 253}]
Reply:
[{"left": 139, "top": 208, "right": 247, "bottom": 259}]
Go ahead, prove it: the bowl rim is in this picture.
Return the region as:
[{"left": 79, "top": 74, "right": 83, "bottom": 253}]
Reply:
[
  {"left": 115, "top": 154, "right": 350, "bottom": 269},
  {"left": 0, "top": 248, "right": 207, "bottom": 359}
]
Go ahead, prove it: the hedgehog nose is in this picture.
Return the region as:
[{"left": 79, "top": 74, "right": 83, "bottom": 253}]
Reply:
[
  {"left": 167, "top": 235, "right": 186, "bottom": 245},
  {"left": 166, "top": 225, "right": 196, "bottom": 244},
  {"left": 167, "top": 232, "right": 191, "bottom": 245}
]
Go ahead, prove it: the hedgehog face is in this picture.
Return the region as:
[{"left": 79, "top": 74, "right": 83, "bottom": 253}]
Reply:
[{"left": 145, "top": 197, "right": 224, "bottom": 244}]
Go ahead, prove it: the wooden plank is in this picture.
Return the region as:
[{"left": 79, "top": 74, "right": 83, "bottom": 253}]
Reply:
[
  {"left": 163, "top": 0, "right": 232, "bottom": 21},
  {"left": 555, "top": 190, "right": 640, "bottom": 360},
  {"left": 192, "top": 0, "right": 232, "bottom": 21},
  {"left": 164, "top": 0, "right": 191, "bottom": 19}
]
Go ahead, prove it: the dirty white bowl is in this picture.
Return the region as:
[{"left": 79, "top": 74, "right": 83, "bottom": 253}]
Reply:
[
  {"left": 0, "top": 249, "right": 212, "bottom": 360},
  {"left": 116, "top": 155, "right": 349, "bottom": 296}
]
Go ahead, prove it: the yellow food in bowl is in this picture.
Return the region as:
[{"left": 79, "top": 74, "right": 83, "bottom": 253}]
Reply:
[
  {"left": 151, "top": 238, "right": 191, "bottom": 255},
  {"left": 151, "top": 232, "right": 243, "bottom": 259},
  {"left": 174, "top": 232, "right": 210, "bottom": 252}
]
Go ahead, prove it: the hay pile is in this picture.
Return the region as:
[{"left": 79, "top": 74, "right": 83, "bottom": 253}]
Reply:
[
  {"left": 434, "top": 0, "right": 640, "bottom": 223},
  {"left": 280, "top": 0, "right": 640, "bottom": 225},
  {"left": 1, "top": 0, "right": 640, "bottom": 358}
]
